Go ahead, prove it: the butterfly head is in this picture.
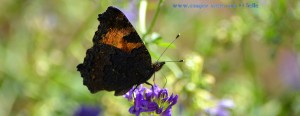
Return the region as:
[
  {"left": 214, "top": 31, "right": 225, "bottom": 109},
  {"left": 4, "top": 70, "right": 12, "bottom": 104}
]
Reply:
[{"left": 152, "top": 62, "right": 165, "bottom": 72}]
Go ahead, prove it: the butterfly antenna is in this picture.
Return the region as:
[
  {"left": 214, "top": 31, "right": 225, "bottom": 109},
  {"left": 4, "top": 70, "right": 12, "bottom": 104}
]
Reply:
[
  {"left": 152, "top": 33, "right": 183, "bottom": 83},
  {"left": 156, "top": 33, "right": 181, "bottom": 62},
  {"left": 164, "top": 60, "right": 184, "bottom": 62}
]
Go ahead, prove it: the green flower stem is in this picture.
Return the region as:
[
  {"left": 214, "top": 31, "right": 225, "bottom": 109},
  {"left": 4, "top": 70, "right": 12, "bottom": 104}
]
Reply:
[
  {"left": 141, "top": 0, "right": 164, "bottom": 40},
  {"left": 241, "top": 36, "right": 264, "bottom": 106}
]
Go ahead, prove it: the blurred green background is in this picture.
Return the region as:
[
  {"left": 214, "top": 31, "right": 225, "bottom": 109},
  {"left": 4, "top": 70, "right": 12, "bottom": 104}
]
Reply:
[{"left": 1, "top": 0, "right": 300, "bottom": 115}]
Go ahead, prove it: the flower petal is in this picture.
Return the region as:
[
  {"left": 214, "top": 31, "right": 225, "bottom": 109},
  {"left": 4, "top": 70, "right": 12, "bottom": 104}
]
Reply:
[
  {"left": 123, "top": 87, "right": 134, "bottom": 101},
  {"left": 74, "top": 105, "right": 101, "bottom": 116},
  {"left": 129, "top": 106, "right": 136, "bottom": 114},
  {"left": 161, "top": 108, "right": 172, "bottom": 116},
  {"left": 170, "top": 95, "right": 178, "bottom": 106},
  {"left": 140, "top": 101, "right": 159, "bottom": 112},
  {"left": 218, "top": 99, "right": 234, "bottom": 109},
  {"left": 156, "top": 107, "right": 163, "bottom": 114},
  {"left": 167, "top": 94, "right": 174, "bottom": 103},
  {"left": 151, "top": 84, "right": 161, "bottom": 97},
  {"left": 158, "top": 89, "right": 168, "bottom": 99}
]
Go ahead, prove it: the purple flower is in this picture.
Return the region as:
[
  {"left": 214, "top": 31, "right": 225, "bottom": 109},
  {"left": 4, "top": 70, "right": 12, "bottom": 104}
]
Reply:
[
  {"left": 123, "top": 85, "right": 146, "bottom": 101},
  {"left": 218, "top": 99, "right": 234, "bottom": 109},
  {"left": 205, "top": 99, "right": 234, "bottom": 116},
  {"left": 74, "top": 105, "right": 101, "bottom": 116},
  {"left": 278, "top": 49, "right": 300, "bottom": 90},
  {"left": 120, "top": 0, "right": 138, "bottom": 23},
  {"left": 123, "top": 84, "right": 178, "bottom": 116}
]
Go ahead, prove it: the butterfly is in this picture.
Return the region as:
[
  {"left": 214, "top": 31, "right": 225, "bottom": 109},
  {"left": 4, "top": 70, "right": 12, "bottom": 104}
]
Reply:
[{"left": 77, "top": 6, "right": 166, "bottom": 96}]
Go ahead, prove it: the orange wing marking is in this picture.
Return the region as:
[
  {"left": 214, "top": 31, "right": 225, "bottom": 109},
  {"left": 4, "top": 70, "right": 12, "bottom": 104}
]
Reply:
[{"left": 101, "top": 28, "right": 142, "bottom": 52}]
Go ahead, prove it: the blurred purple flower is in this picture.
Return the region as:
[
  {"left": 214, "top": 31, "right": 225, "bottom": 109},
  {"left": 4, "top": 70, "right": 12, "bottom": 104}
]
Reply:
[
  {"left": 278, "top": 49, "right": 300, "bottom": 90},
  {"left": 206, "top": 99, "right": 234, "bottom": 116},
  {"left": 123, "top": 84, "right": 178, "bottom": 116},
  {"left": 218, "top": 99, "right": 234, "bottom": 108},
  {"left": 121, "top": 0, "right": 138, "bottom": 24},
  {"left": 74, "top": 105, "right": 101, "bottom": 116}
]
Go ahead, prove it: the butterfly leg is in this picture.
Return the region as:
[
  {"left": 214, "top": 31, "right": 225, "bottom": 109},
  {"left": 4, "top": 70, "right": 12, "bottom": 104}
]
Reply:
[
  {"left": 153, "top": 73, "right": 156, "bottom": 84},
  {"left": 145, "top": 81, "right": 155, "bottom": 95},
  {"left": 145, "top": 81, "right": 153, "bottom": 87}
]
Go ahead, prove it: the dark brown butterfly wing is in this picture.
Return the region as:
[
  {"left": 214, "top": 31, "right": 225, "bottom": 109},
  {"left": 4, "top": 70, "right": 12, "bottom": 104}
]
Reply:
[{"left": 77, "top": 6, "right": 154, "bottom": 96}]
